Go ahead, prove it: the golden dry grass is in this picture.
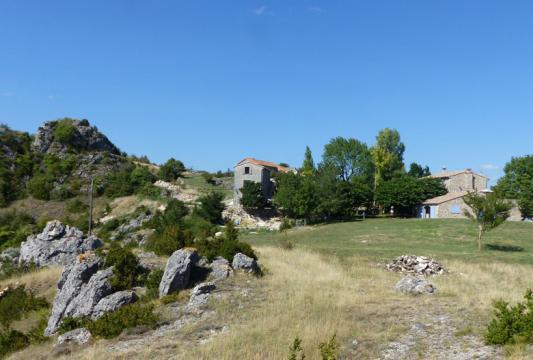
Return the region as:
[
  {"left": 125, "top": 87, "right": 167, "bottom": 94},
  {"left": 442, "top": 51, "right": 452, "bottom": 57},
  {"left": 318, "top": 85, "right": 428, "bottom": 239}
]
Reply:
[
  {"left": 0, "top": 266, "right": 62, "bottom": 302},
  {"left": 33, "top": 245, "right": 533, "bottom": 360}
]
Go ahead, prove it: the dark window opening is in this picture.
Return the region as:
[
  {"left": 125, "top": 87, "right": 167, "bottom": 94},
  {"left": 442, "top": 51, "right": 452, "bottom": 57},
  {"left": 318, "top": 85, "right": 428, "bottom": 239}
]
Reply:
[{"left": 244, "top": 166, "right": 250, "bottom": 175}]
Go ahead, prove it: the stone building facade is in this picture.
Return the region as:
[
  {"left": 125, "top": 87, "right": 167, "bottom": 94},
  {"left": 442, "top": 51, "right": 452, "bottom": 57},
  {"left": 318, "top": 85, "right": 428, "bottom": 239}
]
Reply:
[
  {"left": 418, "top": 169, "right": 489, "bottom": 219},
  {"left": 233, "top": 158, "right": 291, "bottom": 204}
]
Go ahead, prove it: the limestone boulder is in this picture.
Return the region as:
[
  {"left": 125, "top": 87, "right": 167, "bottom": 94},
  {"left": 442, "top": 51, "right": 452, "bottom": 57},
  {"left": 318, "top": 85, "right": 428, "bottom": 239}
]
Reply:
[
  {"left": 395, "top": 276, "right": 436, "bottom": 295},
  {"left": 159, "top": 248, "right": 199, "bottom": 298},
  {"left": 209, "top": 257, "right": 233, "bottom": 281},
  {"left": 232, "top": 253, "right": 260, "bottom": 274}
]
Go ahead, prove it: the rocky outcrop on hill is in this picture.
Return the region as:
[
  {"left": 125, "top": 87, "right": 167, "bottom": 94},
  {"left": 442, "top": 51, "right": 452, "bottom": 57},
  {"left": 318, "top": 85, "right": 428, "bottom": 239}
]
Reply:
[
  {"left": 387, "top": 255, "right": 446, "bottom": 276},
  {"left": 45, "top": 257, "right": 138, "bottom": 336},
  {"left": 32, "top": 119, "right": 120, "bottom": 156},
  {"left": 395, "top": 276, "right": 437, "bottom": 295},
  {"left": 159, "top": 248, "right": 200, "bottom": 298},
  {"left": 19, "top": 221, "right": 103, "bottom": 267},
  {"left": 232, "top": 253, "right": 261, "bottom": 274}
]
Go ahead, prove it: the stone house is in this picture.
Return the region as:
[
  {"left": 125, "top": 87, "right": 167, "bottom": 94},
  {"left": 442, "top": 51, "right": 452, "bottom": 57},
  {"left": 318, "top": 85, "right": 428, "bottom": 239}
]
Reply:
[
  {"left": 233, "top": 158, "right": 292, "bottom": 204},
  {"left": 418, "top": 169, "right": 490, "bottom": 219}
]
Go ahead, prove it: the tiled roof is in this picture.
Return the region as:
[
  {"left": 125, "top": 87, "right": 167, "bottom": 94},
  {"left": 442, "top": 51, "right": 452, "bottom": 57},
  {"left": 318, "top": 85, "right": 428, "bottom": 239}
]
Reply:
[
  {"left": 422, "top": 191, "right": 469, "bottom": 205},
  {"left": 430, "top": 169, "right": 489, "bottom": 179},
  {"left": 236, "top": 158, "right": 291, "bottom": 172}
]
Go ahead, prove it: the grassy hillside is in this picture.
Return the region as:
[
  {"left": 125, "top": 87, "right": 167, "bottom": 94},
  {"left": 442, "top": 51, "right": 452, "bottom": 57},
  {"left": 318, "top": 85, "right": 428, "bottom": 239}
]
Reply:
[{"left": 243, "top": 218, "right": 533, "bottom": 265}]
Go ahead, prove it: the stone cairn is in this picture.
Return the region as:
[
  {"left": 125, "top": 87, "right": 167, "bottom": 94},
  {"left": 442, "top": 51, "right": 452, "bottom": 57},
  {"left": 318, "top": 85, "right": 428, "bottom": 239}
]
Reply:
[{"left": 386, "top": 255, "right": 446, "bottom": 276}]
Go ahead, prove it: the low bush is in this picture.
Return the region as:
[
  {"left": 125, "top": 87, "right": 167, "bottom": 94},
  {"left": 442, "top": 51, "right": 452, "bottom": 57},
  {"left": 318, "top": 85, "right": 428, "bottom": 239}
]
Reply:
[
  {"left": 27, "top": 174, "right": 54, "bottom": 200},
  {"left": 145, "top": 269, "right": 163, "bottom": 299},
  {"left": 104, "top": 243, "right": 146, "bottom": 291},
  {"left": 194, "top": 192, "right": 225, "bottom": 224},
  {"left": 0, "top": 211, "right": 36, "bottom": 251},
  {"left": 0, "top": 285, "right": 49, "bottom": 331},
  {"left": 0, "top": 330, "right": 29, "bottom": 358},
  {"left": 485, "top": 289, "right": 533, "bottom": 345},
  {"left": 58, "top": 303, "right": 157, "bottom": 339},
  {"left": 145, "top": 224, "right": 194, "bottom": 256},
  {"left": 66, "top": 198, "right": 89, "bottom": 213},
  {"left": 287, "top": 334, "right": 339, "bottom": 360}
]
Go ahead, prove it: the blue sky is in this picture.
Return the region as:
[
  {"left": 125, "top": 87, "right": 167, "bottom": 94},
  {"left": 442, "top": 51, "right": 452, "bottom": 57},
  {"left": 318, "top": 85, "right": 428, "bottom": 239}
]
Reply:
[{"left": 1, "top": 1, "right": 532, "bottom": 184}]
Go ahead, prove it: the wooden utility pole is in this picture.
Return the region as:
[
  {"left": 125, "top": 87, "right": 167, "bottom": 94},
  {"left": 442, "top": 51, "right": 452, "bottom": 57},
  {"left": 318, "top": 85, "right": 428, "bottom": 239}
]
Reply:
[{"left": 88, "top": 178, "right": 94, "bottom": 236}]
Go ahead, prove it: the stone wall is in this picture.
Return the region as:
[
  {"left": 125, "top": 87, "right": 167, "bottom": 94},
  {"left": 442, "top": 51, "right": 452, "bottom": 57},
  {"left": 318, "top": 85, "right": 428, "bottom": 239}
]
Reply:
[
  {"left": 233, "top": 163, "right": 275, "bottom": 203},
  {"left": 444, "top": 172, "right": 488, "bottom": 192},
  {"left": 436, "top": 197, "right": 470, "bottom": 219}
]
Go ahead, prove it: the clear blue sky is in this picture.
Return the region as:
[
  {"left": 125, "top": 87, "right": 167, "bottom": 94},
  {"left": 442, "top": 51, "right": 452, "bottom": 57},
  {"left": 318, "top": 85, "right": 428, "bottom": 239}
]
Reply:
[{"left": 2, "top": 1, "right": 532, "bottom": 184}]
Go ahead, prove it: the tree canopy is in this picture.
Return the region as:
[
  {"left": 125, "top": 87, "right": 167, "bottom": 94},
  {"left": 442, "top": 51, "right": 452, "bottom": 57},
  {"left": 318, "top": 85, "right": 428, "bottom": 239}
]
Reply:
[{"left": 495, "top": 155, "right": 533, "bottom": 219}]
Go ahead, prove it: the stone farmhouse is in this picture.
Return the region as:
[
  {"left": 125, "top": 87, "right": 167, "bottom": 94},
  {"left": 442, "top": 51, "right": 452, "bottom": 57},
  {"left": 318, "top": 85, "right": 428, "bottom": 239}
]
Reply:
[
  {"left": 418, "top": 169, "right": 490, "bottom": 219},
  {"left": 233, "top": 158, "right": 292, "bottom": 205}
]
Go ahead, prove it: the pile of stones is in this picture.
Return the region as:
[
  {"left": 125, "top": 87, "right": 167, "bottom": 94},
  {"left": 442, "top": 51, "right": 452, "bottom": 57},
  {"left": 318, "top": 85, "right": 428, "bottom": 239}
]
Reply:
[{"left": 386, "top": 255, "right": 446, "bottom": 276}]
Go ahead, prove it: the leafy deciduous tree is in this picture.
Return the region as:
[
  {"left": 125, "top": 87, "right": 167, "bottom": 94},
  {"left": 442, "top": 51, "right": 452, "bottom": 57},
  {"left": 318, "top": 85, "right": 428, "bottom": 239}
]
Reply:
[{"left": 463, "top": 192, "right": 512, "bottom": 250}]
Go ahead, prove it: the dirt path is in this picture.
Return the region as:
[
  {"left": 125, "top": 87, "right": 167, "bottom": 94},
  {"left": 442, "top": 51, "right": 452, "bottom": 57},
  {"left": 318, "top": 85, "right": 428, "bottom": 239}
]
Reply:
[{"left": 379, "top": 307, "right": 503, "bottom": 360}]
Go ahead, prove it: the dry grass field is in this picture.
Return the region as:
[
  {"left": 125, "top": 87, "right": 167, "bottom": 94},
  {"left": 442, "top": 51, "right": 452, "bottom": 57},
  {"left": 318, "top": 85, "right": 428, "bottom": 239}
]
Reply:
[{"left": 6, "top": 219, "right": 533, "bottom": 359}]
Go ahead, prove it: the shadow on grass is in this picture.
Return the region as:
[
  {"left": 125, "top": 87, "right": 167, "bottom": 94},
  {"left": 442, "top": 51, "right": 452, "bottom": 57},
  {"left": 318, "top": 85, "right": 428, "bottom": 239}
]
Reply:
[{"left": 485, "top": 243, "right": 525, "bottom": 252}]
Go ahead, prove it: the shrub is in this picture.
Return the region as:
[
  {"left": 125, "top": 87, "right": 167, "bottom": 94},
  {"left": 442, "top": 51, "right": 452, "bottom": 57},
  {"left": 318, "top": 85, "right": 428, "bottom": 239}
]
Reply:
[
  {"left": 53, "top": 119, "right": 77, "bottom": 144},
  {"left": 240, "top": 181, "right": 267, "bottom": 210},
  {"left": 485, "top": 289, "right": 533, "bottom": 345},
  {"left": 0, "top": 285, "right": 49, "bottom": 331},
  {"left": 288, "top": 337, "right": 305, "bottom": 360},
  {"left": 0, "top": 211, "right": 36, "bottom": 251},
  {"left": 158, "top": 158, "right": 186, "bottom": 182},
  {"left": 146, "top": 224, "right": 194, "bottom": 256},
  {"left": 194, "top": 192, "right": 225, "bottom": 224},
  {"left": 27, "top": 174, "right": 54, "bottom": 200},
  {"left": 0, "top": 330, "right": 29, "bottom": 358},
  {"left": 87, "top": 303, "right": 157, "bottom": 339},
  {"left": 319, "top": 334, "right": 339, "bottom": 360},
  {"left": 104, "top": 168, "right": 134, "bottom": 198},
  {"left": 66, "top": 198, "right": 89, "bottom": 213},
  {"left": 145, "top": 269, "right": 163, "bottom": 299},
  {"left": 184, "top": 215, "right": 215, "bottom": 241},
  {"left": 58, "top": 303, "right": 157, "bottom": 339},
  {"left": 104, "top": 243, "right": 145, "bottom": 291}
]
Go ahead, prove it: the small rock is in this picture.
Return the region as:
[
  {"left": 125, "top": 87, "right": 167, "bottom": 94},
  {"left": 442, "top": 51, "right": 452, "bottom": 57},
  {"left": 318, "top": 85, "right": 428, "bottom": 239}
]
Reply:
[
  {"left": 395, "top": 276, "right": 436, "bottom": 295},
  {"left": 187, "top": 282, "right": 216, "bottom": 309},
  {"left": 91, "top": 290, "right": 138, "bottom": 320},
  {"left": 209, "top": 257, "right": 233, "bottom": 281},
  {"left": 56, "top": 328, "right": 92, "bottom": 346},
  {"left": 232, "top": 253, "right": 260, "bottom": 274}
]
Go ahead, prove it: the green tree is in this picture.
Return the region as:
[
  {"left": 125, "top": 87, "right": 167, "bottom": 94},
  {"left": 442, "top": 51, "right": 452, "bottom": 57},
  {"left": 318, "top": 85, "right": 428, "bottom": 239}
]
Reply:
[
  {"left": 158, "top": 158, "right": 186, "bottom": 182},
  {"left": 463, "top": 192, "right": 512, "bottom": 251},
  {"left": 322, "top": 137, "right": 374, "bottom": 184},
  {"left": 408, "top": 162, "right": 431, "bottom": 178},
  {"left": 371, "top": 128, "right": 406, "bottom": 190},
  {"left": 301, "top": 146, "right": 315, "bottom": 176},
  {"left": 240, "top": 181, "right": 267, "bottom": 210},
  {"left": 495, "top": 155, "right": 533, "bottom": 220},
  {"left": 375, "top": 176, "right": 425, "bottom": 216},
  {"left": 273, "top": 172, "right": 319, "bottom": 220}
]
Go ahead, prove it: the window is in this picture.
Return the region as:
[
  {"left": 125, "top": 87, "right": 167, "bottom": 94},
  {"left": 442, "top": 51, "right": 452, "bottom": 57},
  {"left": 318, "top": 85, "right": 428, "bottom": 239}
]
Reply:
[
  {"left": 472, "top": 176, "right": 476, "bottom": 190},
  {"left": 244, "top": 166, "right": 251, "bottom": 175},
  {"left": 450, "top": 204, "right": 461, "bottom": 214}
]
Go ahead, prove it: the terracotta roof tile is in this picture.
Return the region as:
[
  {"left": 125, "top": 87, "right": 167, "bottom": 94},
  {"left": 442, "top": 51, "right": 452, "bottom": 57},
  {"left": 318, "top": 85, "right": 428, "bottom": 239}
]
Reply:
[
  {"left": 236, "top": 158, "right": 291, "bottom": 173},
  {"left": 422, "top": 191, "right": 469, "bottom": 205}
]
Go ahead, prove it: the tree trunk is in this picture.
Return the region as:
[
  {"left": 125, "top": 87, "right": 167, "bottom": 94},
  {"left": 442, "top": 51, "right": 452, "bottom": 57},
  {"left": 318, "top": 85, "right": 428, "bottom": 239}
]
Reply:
[{"left": 478, "top": 225, "right": 483, "bottom": 251}]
